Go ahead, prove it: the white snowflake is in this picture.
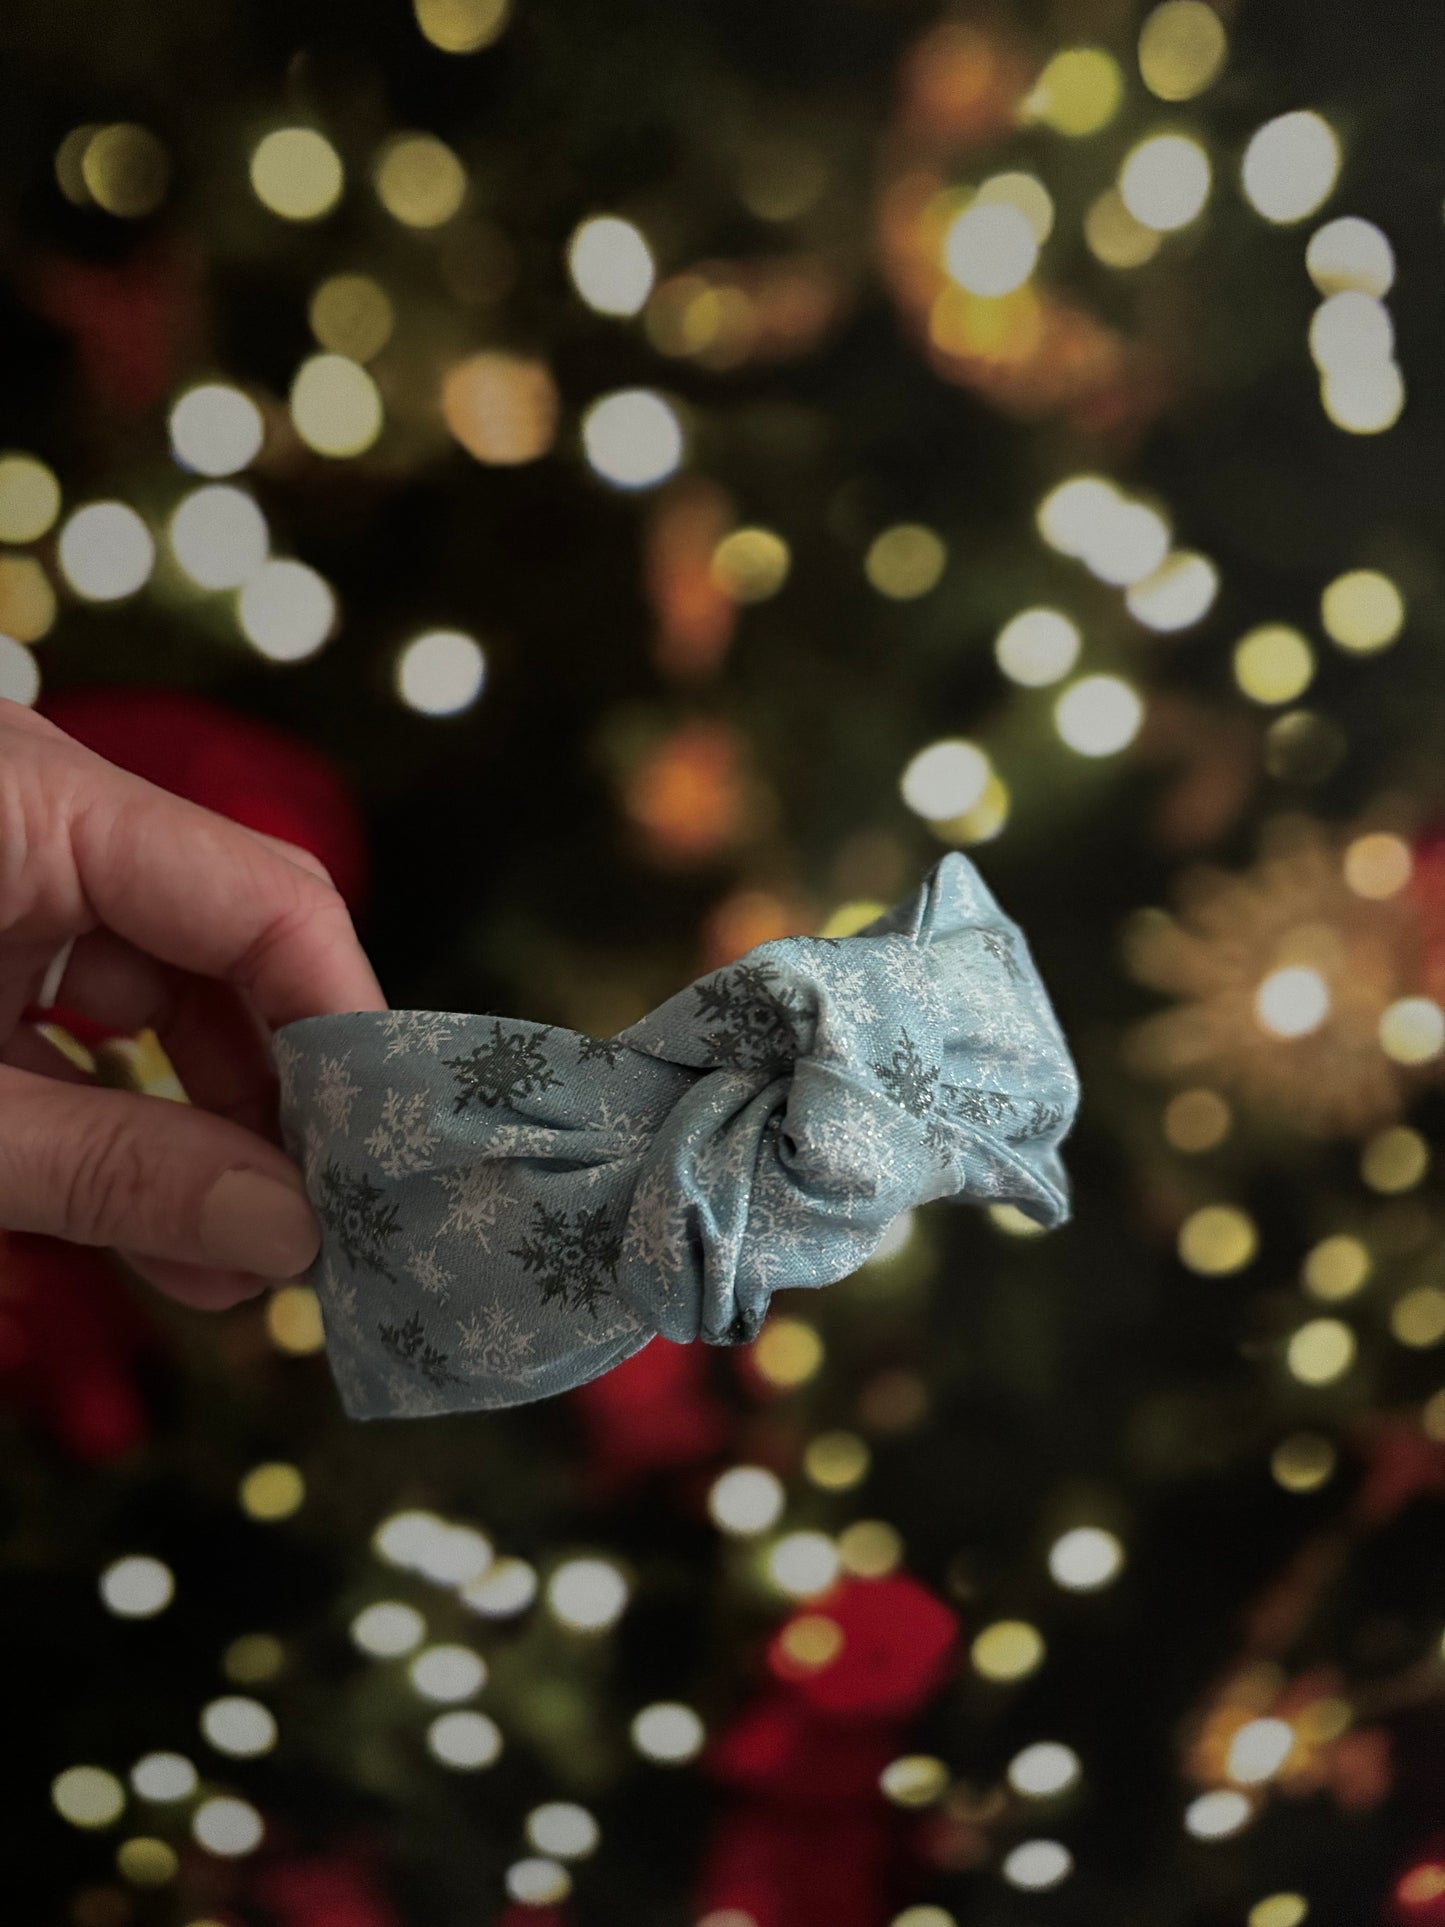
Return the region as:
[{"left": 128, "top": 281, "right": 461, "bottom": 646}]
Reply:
[
  {"left": 876, "top": 937, "right": 949, "bottom": 1027},
  {"left": 316, "top": 1054, "right": 362, "bottom": 1132},
  {"left": 409, "top": 1243, "right": 454, "bottom": 1300},
  {"left": 365, "top": 1087, "right": 441, "bottom": 1179},
  {"left": 792, "top": 1085, "right": 901, "bottom": 1199},
  {"left": 320, "top": 1259, "right": 358, "bottom": 1319},
  {"left": 575, "top": 1096, "right": 657, "bottom": 1188},
  {"left": 434, "top": 1162, "right": 517, "bottom": 1248},
  {"left": 380, "top": 1010, "right": 460, "bottom": 1062},
  {"left": 739, "top": 1178, "right": 815, "bottom": 1288},
  {"left": 381, "top": 1368, "right": 448, "bottom": 1418},
  {"left": 271, "top": 1032, "right": 302, "bottom": 1092},
  {"left": 621, "top": 1165, "right": 689, "bottom": 1295},
  {"left": 818, "top": 955, "right": 881, "bottom": 1028},
  {"left": 694, "top": 1117, "right": 761, "bottom": 1198},
  {"left": 455, "top": 1302, "right": 537, "bottom": 1377}
]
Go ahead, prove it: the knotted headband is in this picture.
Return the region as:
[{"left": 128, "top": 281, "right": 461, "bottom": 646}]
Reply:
[{"left": 271, "top": 852, "right": 1080, "bottom": 1421}]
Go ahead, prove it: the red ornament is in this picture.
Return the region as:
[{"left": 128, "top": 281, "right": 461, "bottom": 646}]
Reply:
[
  {"left": 27, "top": 239, "right": 204, "bottom": 416},
  {"left": 569, "top": 1339, "right": 731, "bottom": 1499},
  {"left": 1388, "top": 1842, "right": 1445, "bottom": 1923},
  {"left": 694, "top": 1799, "right": 892, "bottom": 1927},
  {"left": 253, "top": 1851, "right": 400, "bottom": 1927},
  {"left": 37, "top": 686, "right": 369, "bottom": 914},
  {"left": 706, "top": 1686, "right": 901, "bottom": 1806},
  {"left": 772, "top": 1572, "right": 960, "bottom": 1721},
  {"left": 0, "top": 1231, "right": 154, "bottom": 1460}
]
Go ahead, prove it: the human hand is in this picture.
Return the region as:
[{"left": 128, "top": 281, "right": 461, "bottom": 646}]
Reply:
[{"left": 0, "top": 696, "right": 388, "bottom": 1310}]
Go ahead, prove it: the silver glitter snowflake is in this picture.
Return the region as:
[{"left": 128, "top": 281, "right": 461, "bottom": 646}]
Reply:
[
  {"left": 316, "top": 1055, "right": 362, "bottom": 1132},
  {"left": 380, "top": 1010, "right": 460, "bottom": 1063},
  {"left": 434, "top": 1162, "right": 518, "bottom": 1248},
  {"left": 408, "top": 1243, "right": 454, "bottom": 1300},
  {"left": 455, "top": 1303, "right": 537, "bottom": 1377},
  {"left": 365, "top": 1088, "right": 441, "bottom": 1179}
]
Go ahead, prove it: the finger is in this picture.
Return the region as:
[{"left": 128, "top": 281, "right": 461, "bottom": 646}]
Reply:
[
  {"left": 237, "top": 826, "right": 337, "bottom": 891},
  {"left": 4, "top": 709, "right": 388, "bottom": 1029},
  {"left": 0, "top": 1061, "right": 322, "bottom": 1280},
  {"left": 112, "top": 1248, "right": 274, "bottom": 1312}
]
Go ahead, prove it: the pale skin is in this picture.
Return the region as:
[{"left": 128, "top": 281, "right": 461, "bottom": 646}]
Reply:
[{"left": 0, "top": 695, "right": 388, "bottom": 1309}]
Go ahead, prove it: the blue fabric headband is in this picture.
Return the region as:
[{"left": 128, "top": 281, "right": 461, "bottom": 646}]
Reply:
[{"left": 271, "top": 851, "right": 1080, "bottom": 1421}]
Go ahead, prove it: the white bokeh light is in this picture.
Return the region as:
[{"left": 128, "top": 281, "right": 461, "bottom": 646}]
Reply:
[
  {"left": 942, "top": 201, "right": 1040, "bottom": 296},
  {"left": 351, "top": 1601, "right": 427, "bottom": 1657},
  {"left": 1008, "top": 1742, "right": 1081, "bottom": 1797},
  {"left": 396, "top": 629, "right": 487, "bottom": 716},
  {"left": 0, "top": 633, "right": 41, "bottom": 706},
  {"left": 409, "top": 1643, "right": 487, "bottom": 1703},
  {"left": 900, "top": 739, "right": 991, "bottom": 819},
  {"left": 546, "top": 1557, "right": 630, "bottom": 1632},
  {"left": 238, "top": 559, "right": 336, "bottom": 661},
  {"left": 995, "top": 608, "right": 1081, "bottom": 687},
  {"left": 1226, "top": 1717, "right": 1294, "bottom": 1784},
  {"left": 169, "top": 484, "right": 269, "bottom": 590},
  {"left": 1002, "top": 1839, "right": 1073, "bottom": 1890},
  {"left": 631, "top": 1701, "right": 705, "bottom": 1763},
  {"left": 59, "top": 502, "right": 155, "bottom": 601},
  {"left": 582, "top": 388, "right": 684, "bottom": 489},
  {"left": 567, "top": 216, "right": 656, "bottom": 315},
  {"left": 428, "top": 1710, "right": 504, "bottom": 1769},
  {"left": 192, "top": 1795, "right": 265, "bottom": 1856},
  {"left": 1241, "top": 111, "right": 1340, "bottom": 224},
  {"left": 1047, "top": 1526, "right": 1124, "bottom": 1591},
  {"left": 200, "top": 1696, "right": 278, "bottom": 1758},
  {"left": 1054, "top": 676, "right": 1143, "bottom": 756},
  {"left": 1254, "top": 966, "right": 1330, "bottom": 1039},
  {"left": 169, "top": 383, "right": 265, "bottom": 476},
  {"left": 100, "top": 1555, "right": 174, "bottom": 1619},
  {"left": 707, "top": 1465, "right": 785, "bottom": 1536},
  {"left": 1119, "top": 133, "right": 1211, "bottom": 231},
  {"left": 130, "top": 1753, "right": 198, "bottom": 1802}
]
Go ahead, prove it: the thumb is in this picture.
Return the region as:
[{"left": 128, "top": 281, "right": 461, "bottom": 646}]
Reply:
[{"left": 0, "top": 1062, "right": 321, "bottom": 1285}]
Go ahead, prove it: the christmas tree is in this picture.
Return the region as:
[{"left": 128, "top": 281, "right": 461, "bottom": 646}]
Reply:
[{"left": 5, "top": 0, "right": 1445, "bottom": 1922}]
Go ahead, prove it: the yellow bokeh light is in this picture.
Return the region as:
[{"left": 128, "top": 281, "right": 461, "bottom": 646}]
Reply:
[
  {"left": 971, "top": 1619, "right": 1045, "bottom": 1681},
  {"left": 1053, "top": 675, "right": 1143, "bottom": 756},
  {"left": 1242, "top": 111, "right": 1341, "bottom": 224},
  {"left": 0, "top": 452, "right": 61, "bottom": 542},
  {"left": 1119, "top": 133, "right": 1211, "bottom": 232},
  {"left": 880, "top": 1755, "right": 950, "bottom": 1806},
  {"left": 1234, "top": 624, "right": 1314, "bottom": 704},
  {"left": 117, "top": 1837, "right": 179, "bottom": 1886},
  {"left": 1023, "top": 48, "right": 1123, "bottom": 137},
  {"left": 239, "top": 1462, "right": 305, "bottom": 1521},
  {"left": 866, "top": 524, "right": 947, "bottom": 599},
  {"left": 1344, "top": 832, "right": 1411, "bottom": 900},
  {"left": 414, "top": 0, "right": 510, "bottom": 53},
  {"left": 1085, "top": 187, "right": 1163, "bottom": 268},
  {"left": 1287, "top": 1317, "right": 1356, "bottom": 1385},
  {"left": 169, "top": 384, "right": 264, "bottom": 478},
  {"left": 1126, "top": 551, "right": 1219, "bottom": 631},
  {"left": 711, "top": 527, "right": 791, "bottom": 602},
  {"left": 0, "top": 555, "right": 56, "bottom": 642},
  {"left": 803, "top": 1430, "right": 871, "bottom": 1490},
  {"left": 837, "top": 1518, "right": 904, "bottom": 1577},
  {"left": 1255, "top": 965, "right": 1330, "bottom": 1039},
  {"left": 1391, "top": 1285, "right": 1445, "bottom": 1349},
  {"left": 82, "top": 124, "right": 170, "bottom": 218},
  {"left": 263, "top": 1279, "right": 327, "bottom": 1356},
  {"left": 1361, "top": 1125, "right": 1429, "bottom": 1194},
  {"left": 374, "top": 134, "right": 467, "bottom": 228},
  {"left": 777, "top": 1611, "right": 844, "bottom": 1669},
  {"left": 754, "top": 1315, "right": 824, "bottom": 1387},
  {"left": 1248, "top": 1897, "right": 1309, "bottom": 1927},
  {"left": 1307, "top": 217, "right": 1394, "bottom": 298},
  {"left": 223, "top": 1632, "right": 285, "bottom": 1684},
  {"left": 582, "top": 388, "right": 684, "bottom": 489},
  {"left": 901, "top": 739, "right": 990, "bottom": 819},
  {"left": 1322, "top": 361, "right": 1405, "bottom": 435},
  {"left": 1178, "top": 1203, "right": 1257, "bottom": 1275},
  {"left": 1138, "top": 2, "right": 1228, "bottom": 102},
  {"left": 250, "top": 128, "right": 344, "bottom": 221},
  {"left": 442, "top": 351, "right": 559, "bottom": 465},
  {"left": 928, "top": 770, "right": 1009, "bottom": 846},
  {"left": 975, "top": 172, "right": 1055, "bottom": 243},
  {"left": 568, "top": 215, "right": 656, "bottom": 316},
  {"left": 942, "top": 201, "right": 1039, "bottom": 296},
  {"left": 995, "top": 607, "right": 1080, "bottom": 687},
  {"left": 55, "top": 124, "right": 101, "bottom": 206},
  {"left": 1379, "top": 997, "right": 1445, "bottom": 1065},
  {"left": 1303, "top": 1235, "right": 1370, "bottom": 1302},
  {"left": 1271, "top": 1432, "right": 1336, "bottom": 1492},
  {"left": 53, "top": 1766, "right": 126, "bottom": 1829},
  {"left": 290, "top": 354, "right": 383, "bottom": 458},
  {"left": 1424, "top": 1390, "right": 1445, "bottom": 1442},
  {"left": 396, "top": 629, "right": 487, "bottom": 717},
  {"left": 309, "top": 274, "right": 395, "bottom": 362},
  {"left": 1320, "top": 569, "right": 1403, "bottom": 653},
  {"left": 1164, "top": 1088, "right": 1231, "bottom": 1152}
]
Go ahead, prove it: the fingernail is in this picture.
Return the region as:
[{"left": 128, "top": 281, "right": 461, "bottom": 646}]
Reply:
[{"left": 201, "top": 1168, "right": 320, "bottom": 1280}]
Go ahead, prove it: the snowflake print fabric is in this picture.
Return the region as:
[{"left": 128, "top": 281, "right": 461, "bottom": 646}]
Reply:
[{"left": 271, "top": 851, "right": 1080, "bottom": 1421}]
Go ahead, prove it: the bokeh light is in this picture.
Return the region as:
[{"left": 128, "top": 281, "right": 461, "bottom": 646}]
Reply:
[
  {"left": 409, "top": 1643, "right": 486, "bottom": 1702},
  {"left": 1302, "top": 1234, "right": 1370, "bottom": 1302},
  {"left": 1185, "top": 1789, "right": 1251, "bottom": 1838},
  {"left": 901, "top": 739, "right": 990, "bottom": 819},
  {"left": 568, "top": 216, "right": 656, "bottom": 315},
  {"left": 1119, "top": 134, "right": 1212, "bottom": 231},
  {"left": 1008, "top": 1741, "right": 1081, "bottom": 1796},
  {"left": 1002, "top": 1839, "right": 1073, "bottom": 1890},
  {"left": 442, "top": 351, "right": 560, "bottom": 465},
  {"left": 708, "top": 1465, "right": 786, "bottom": 1535},
  {"left": 1125, "top": 551, "right": 1218, "bottom": 630},
  {"left": 290, "top": 354, "right": 384, "bottom": 457},
  {"left": 428, "top": 1709, "right": 504, "bottom": 1768},
  {"left": 505, "top": 1858, "right": 571, "bottom": 1905},
  {"left": 1286, "top": 1317, "right": 1357, "bottom": 1386},
  {"left": 1085, "top": 187, "right": 1163, "bottom": 267},
  {"left": 0, "top": 452, "right": 61, "bottom": 541},
  {"left": 879, "top": 1755, "right": 950, "bottom": 1805},
  {"left": 168, "top": 385, "right": 265, "bottom": 477},
  {"left": 99, "top": 1555, "right": 174, "bottom": 1618},
  {"left": 1178, "top": 1204, "right": 1257, "bottom": 1275},
  {"left": 374, "top": 134, "right": 468, "bottom": 227},
  {"left": 58, "top": 502, "right": 155, "bottom": 601},
  {"left": 1024, "top": 48, "right": 1123, "bottom": 136},
  {"left": 1307, "top": 217, "right": 1394, "bottom": 297},
  {"left": 711, "top": 527, "right": 791, "bottom": 602},
  {"left": 396, "top": 628, "right": 486, "bottom": 715},
  {"left": 1227, "top": 1717, "right": 1295, "bottom": 1784},
  {"left": 200, "top": 1696, "right": 278, "bottom": 1758},
  {"left": 1378, "top": 997, "right": 1445, "bottom": 1065},
  {"left": 309, "top": 274, "right": 396, "bottom": 361},
  {"left": 1361, "top": 1125, "right": 1429, "bottom": 1193},
  {"left": 169, "top": 485, "right": 268, "bottom": 590},
  {"left": 526, "top": 1802, "right": 600, "bottom": 1858},
  {"left": 630, "top": 1701, "right": 705, "bottom": 1762},
  {"left": 238, "top": 1462, "right": 305, "bottom": 1521},
  {"left": 1255, "top": 966, "right": 1330, "bottom": 1038},
  {"left": 192, "top": 1796, "right": 264, "bottom": 1856},
  {"left": 546, "top": 1557, "right": 630, "bottom": 1632},
  {"left": 1053, "top": 676, "right": 1143, "bottom": 756},
  {"left": 1164, "top": 1088, "right": 1231, "bottom": 1153},
  {"left": 765, "top": 1529, "right": 840, "bottom": 1597},
  {"left": 414, "top": 0, "right": 511, "bottom": 52},
  {"left": 971, "top": 1619, "right": 1045, "bottom": 1681},
  {"left": 1320, "top": 569, "right": 1403, "bottom": 653},
  {"left": 1048, "top": 1526, "right": 1124, "bottom": 1591},
  {"left": 1242, "top": 112, "right": 1340, "bottom": 224},
  {"left": 866, "top": 524, "right": 947, "bottom": 599},
  {"left": 942, "top": 201, "right": 1039, "bottom": 296},
  {"left": 351, "top": 1601, "right": 427, "bottom": 1657},
  {"left": 582, "top": 388, "right": 684, "bottom": 489},
  {"left": 53, "top": 1767, "right": 126, "bottom": 1829},
  {"left": 995, "top": 608, "right": 1080, "bottom": 686},
  {"left": 239, "top": 560, "right": 337, "bottom": 663},
  {"left": 116, "top": 1837, "right": 178, "bottom": 1886},
  {"left": 0, "top": 558, "right": 56, "bottom": 643},
  {"left": 1234, "top": 625, "right": 1314, "bottom": 704},
  {"left": 130, "top": 1753, "right": 198, "bottom": 1803},
  {"left": 82, "top": 124, "right": 170, "bottom": 218},
  {"left": 0, "top": 633, "right": 42, "bottom": 706},
  {"left": 1138, "top": 3, "right": 1228, "bottom": 101},
  {"left": 1272, "top": 1432, "right": 1336, "bottom": 1492},
  {"left": 250, "top": 128, "right": 344, "bottom": 221}
]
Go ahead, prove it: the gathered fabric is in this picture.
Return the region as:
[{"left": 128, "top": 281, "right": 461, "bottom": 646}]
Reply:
[{"left": 271, "top": 851, "right": 1080, "bottom": 1420}]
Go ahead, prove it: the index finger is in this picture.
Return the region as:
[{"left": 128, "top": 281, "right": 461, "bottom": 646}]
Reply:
[{"left": 31, "top": 717, "right": 388, "bottom": 1030}]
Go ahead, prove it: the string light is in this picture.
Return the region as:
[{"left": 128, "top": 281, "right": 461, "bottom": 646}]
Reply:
[
  {"left": 1118, "top": 133, "right": 1212, "bottom": 232},
  {"left": 1022, "top": 48, "right": 1124, "bottom": 136},
  {"left": 428, "top": 1709, "right": 504, "bottom": 1768},
  {"left": 169, "top": 484, "right": 269, "bottom": 590},
  {"left": 1008, "top": 1741, "right": 1081, "bottom": 1796},
  {"left": 239, "top": 562, "right": 336, "bottom": 663},
  {"left": 1053, "top": 675, "right": 1143, "bottom": 756},
  {"left": 866, "top": 524, "right": 947, "bottom": 599},
  {"left": 168, "top": 385, "right": 265, "bottom": 477},
  {"left": 250, "top": 128, "right": 344, "bottom": 221},
  {"left": 290, "top": 354, "right": 384, "bottom": 457},
  {"left": 1138, "top": 2, "right": 1228, "bottom": 101},
  {"left": 568, "top": 216, "right": 656, "bottom": 314},
  {"left": 374, "top": 134, "right": 468, "bottom": 227},
  {"left": 582, "top": 388, "right": 684, "bottom": 488},
  {"left": 1307, "top": 218, "right": 1394, "bottom": 297},
  {"left": 708, "top": 1465, "right": 785, "bottom": 1535},
  {"left": 995, "top": 608, "right": 1080, "bottom": 686},
  {"left": 971, "top": 1619, "right": 1045, "bottom": 1681},
  {"left": 58, "top": 502, "right": 155, "bottom": 600},
  {"left": 192, "top": 1796, "right": 264, "bottom": 1856},
  {"left": 546, "top": 1557, "right": 630, "bottom": 1631},
  {"left": 1048, "top": 1526, "right": 1124, "bottom": 1590},
  {"left": 1241, "top": 112, "right": 1340, "bottom": 224},
  {"left": 0, "top": 452, "right": 61, "bottom": 541},
  {"left": 396, "top": 629, "right": 486, "bottom": 716},
  {"left": 1002, "top": 1840, "right": 1073, "bottom": 1889},
  {"left": 630, "top": 1701, "right": 705, "bottom": 1762},
  {"left": 1320, "top": 569, "right": 1404, "bottom": 653},
  {"left": 99, "top": 1554, "right": 174, "bottom": 1618},
  {"left": 414, "top": 0, "right": 511, "bottom": 53}
]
